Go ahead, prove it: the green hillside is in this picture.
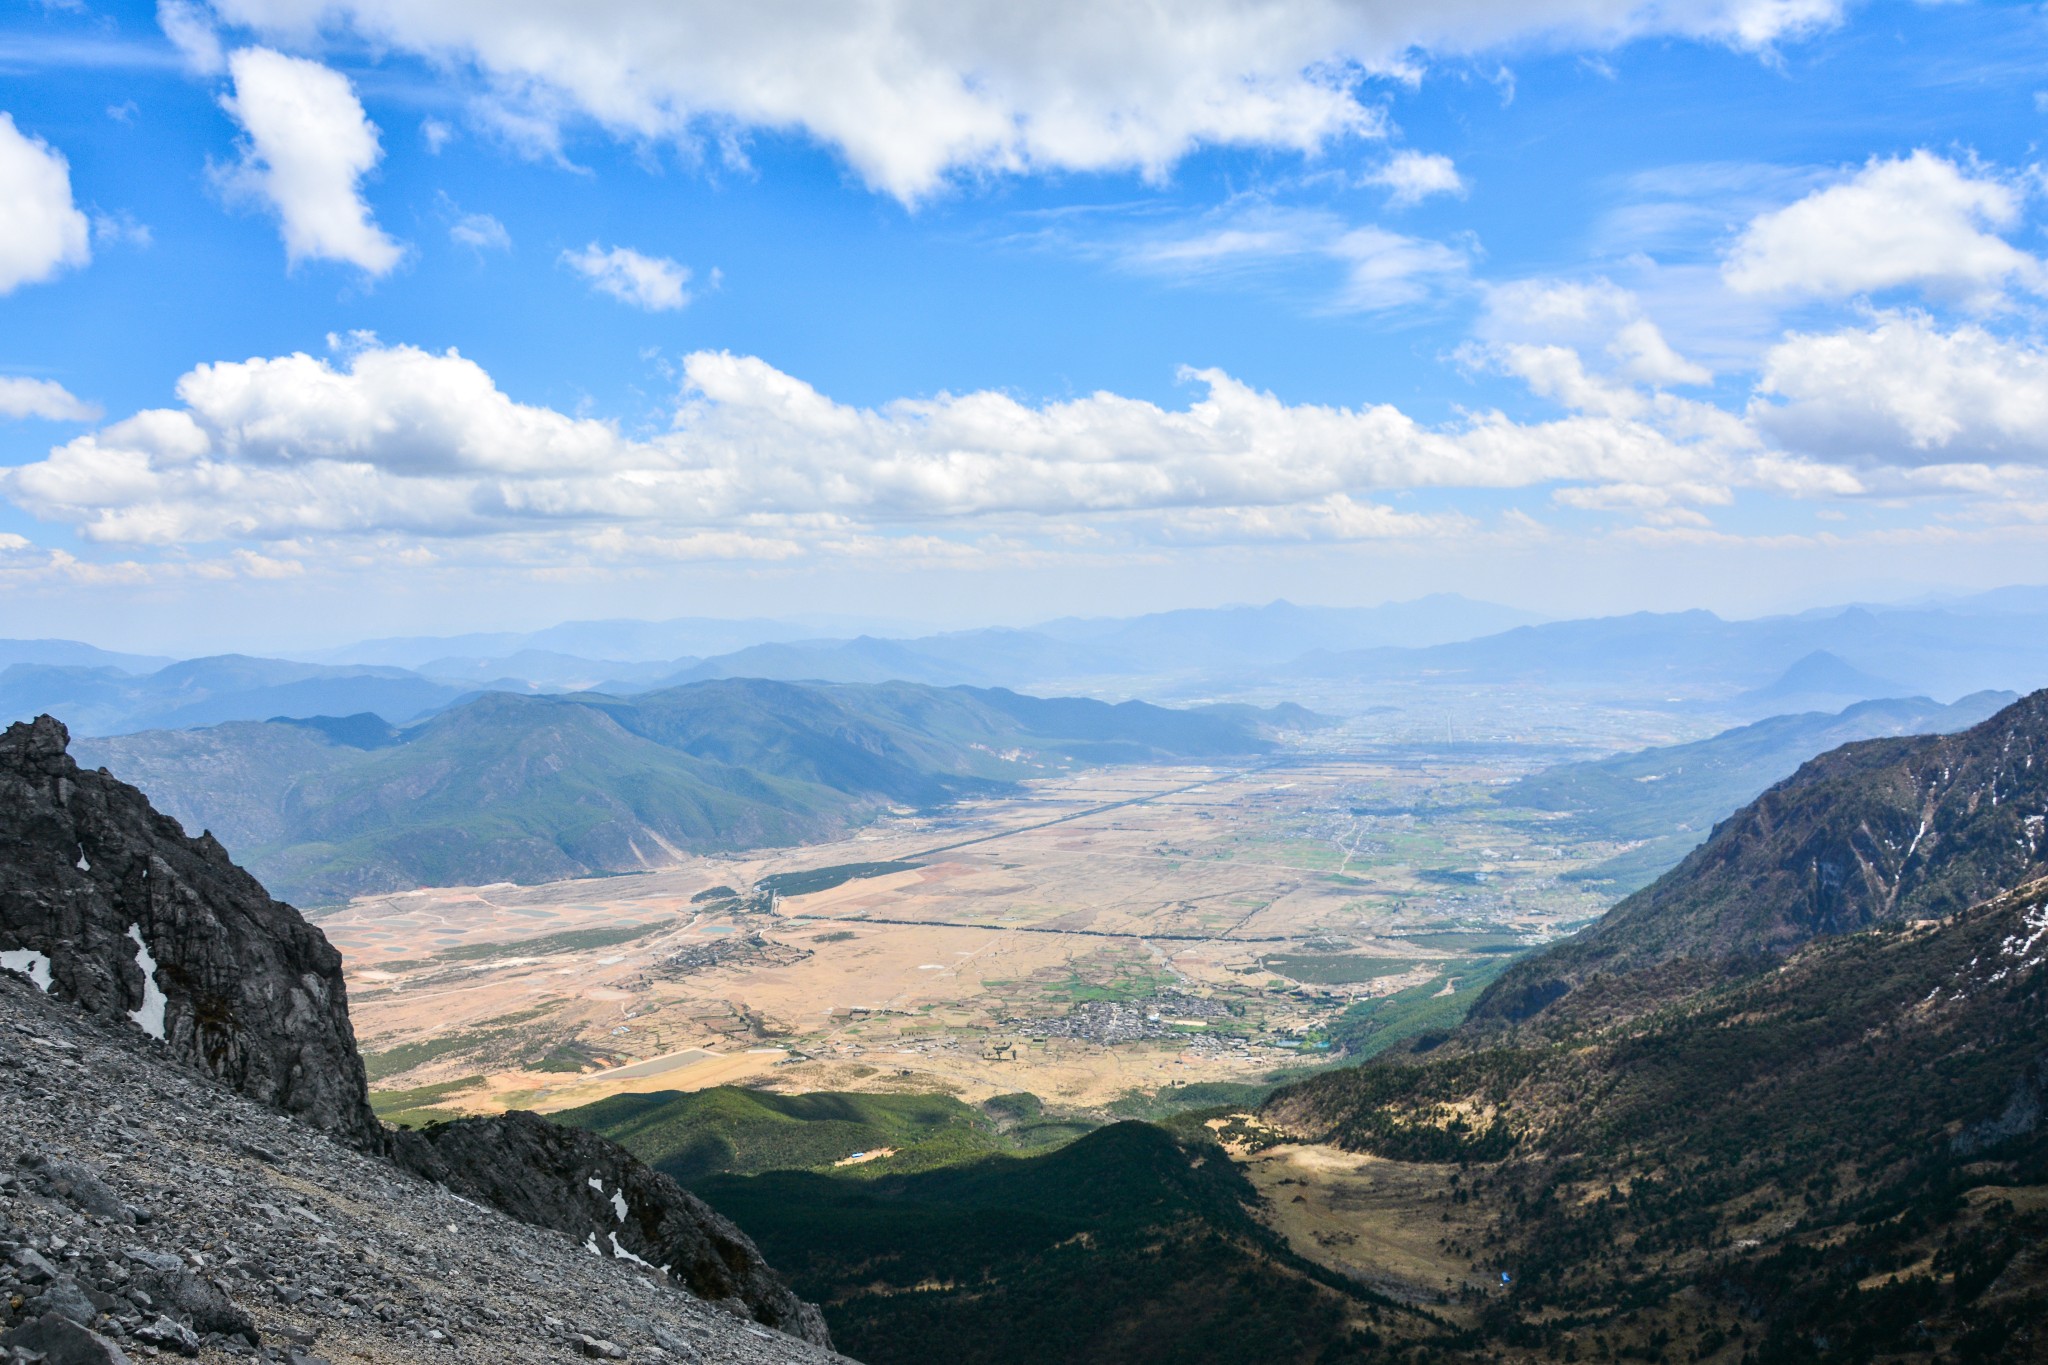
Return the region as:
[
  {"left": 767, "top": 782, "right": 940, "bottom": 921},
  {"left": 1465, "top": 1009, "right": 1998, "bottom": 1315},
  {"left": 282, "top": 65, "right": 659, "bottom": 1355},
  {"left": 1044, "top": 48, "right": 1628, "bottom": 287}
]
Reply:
[
  {"left": 560, "top": 1085, "right": 1095, "bottom": 1182},
  {"left": 692, "top": 1122, "right": 1398, "bottom": 1365},
  {"left": 76, "top": 678, "right": 1302, "bottom": 903}
]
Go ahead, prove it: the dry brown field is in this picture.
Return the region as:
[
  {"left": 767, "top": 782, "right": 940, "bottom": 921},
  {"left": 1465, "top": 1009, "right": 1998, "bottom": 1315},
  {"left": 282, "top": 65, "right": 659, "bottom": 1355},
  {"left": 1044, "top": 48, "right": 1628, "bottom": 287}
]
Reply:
[{"left": 320, "top": 749, "right": 1622, "bottom": 1120}]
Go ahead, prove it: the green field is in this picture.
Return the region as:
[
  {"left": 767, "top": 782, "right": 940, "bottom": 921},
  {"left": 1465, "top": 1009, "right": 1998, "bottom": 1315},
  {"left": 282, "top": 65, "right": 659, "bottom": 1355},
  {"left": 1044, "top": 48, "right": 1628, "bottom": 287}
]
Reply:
[{"left": 1257, "top": 953, "right": 1423, "bottom": 984}]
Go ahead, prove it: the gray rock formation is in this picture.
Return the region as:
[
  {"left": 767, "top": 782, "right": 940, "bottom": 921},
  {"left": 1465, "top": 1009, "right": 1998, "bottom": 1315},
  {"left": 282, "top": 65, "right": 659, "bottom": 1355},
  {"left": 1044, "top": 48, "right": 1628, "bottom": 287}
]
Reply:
[
  {"left": 0, "top": 714, "right": 835, "bottom": 1350},
  {"left": 0, "top": 968, "right": 856, "bottom": 1363},
  {"left": 0, "top": 715, "right": 379, "bottom": 1147},
  {"left": 392, "top": 1113, "right": 832, "bottom": 1347}
]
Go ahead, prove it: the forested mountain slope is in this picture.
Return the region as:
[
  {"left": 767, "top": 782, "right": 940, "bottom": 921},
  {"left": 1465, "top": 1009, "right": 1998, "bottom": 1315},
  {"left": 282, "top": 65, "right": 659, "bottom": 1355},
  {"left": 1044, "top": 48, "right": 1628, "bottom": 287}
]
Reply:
[
  {"left": 75, "top": 678, "right": 1307, "bottom": 903},
  {"left": 1252, "top": 690, "right": 2048, "bottom": 1360},
  {"left": 1473, "top": 688, "right": 2048, "bottom": 1030}
]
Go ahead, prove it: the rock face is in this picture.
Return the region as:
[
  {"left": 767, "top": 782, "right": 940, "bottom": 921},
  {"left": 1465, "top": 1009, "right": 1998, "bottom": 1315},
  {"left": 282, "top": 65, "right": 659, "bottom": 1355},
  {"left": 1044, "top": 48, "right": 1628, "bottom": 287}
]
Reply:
[
  {"left": 1469, "top": 688, "right": 2048, "bottom": 1030},
  {"left": 0, "top": 969, "right": 855, "bottom": 1364},
  {"left": 0, "top": 714, "right": 833, "bottom": 1348},
  {"left": 0, "top": 715, "right": 379, "bottom": 1147},
  {"left": 392, "top": 1113, "right": 833, "bottom": 1348}
]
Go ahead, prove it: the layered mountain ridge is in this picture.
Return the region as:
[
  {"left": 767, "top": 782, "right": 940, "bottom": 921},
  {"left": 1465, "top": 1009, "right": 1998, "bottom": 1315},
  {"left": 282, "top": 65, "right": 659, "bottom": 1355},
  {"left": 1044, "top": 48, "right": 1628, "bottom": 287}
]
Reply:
[{"left": 75, "top": 679, "right": 1310, "bottom": 904}]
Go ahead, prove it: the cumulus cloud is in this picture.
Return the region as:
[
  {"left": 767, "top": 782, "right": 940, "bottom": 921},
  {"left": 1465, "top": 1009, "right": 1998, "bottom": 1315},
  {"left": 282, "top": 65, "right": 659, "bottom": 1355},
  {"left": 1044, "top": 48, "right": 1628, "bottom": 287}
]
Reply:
[
  {"left": 0, "top": 378, "right": 97, "bottom": 422},
  {"left": 1368, "top": 150, "right": 1466, "bottom": 206},
  {"left": 0, "top": 113, "right": 91, "bottom": 294},
  {"left": 1476, "top": 277, "right": 1712, "bottom": 388},
  {"left": 2, "top": 339, "right": 1814, "bottom": 554},
  {"left": 199, "top": 0, "right": 1845, "bottom": 201},
  {"left": 216, "top": 48, "right": 404, "bottom": 275},
  {"left": 1753, "top": 311, "right": 2048, "bottom": 465},
  {"left": 1723, "top": 151, "right": 2043, "bottom": 309},
  {"left": 561, "top": 243, "right": 690, "bottom": 310}
]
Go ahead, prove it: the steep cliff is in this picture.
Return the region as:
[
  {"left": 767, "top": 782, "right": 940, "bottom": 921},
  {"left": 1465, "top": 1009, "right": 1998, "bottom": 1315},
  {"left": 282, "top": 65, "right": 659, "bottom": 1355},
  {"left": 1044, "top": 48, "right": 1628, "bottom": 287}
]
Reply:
[{"left": 0, "top": 714, "right": 379, "bottom": 1146}]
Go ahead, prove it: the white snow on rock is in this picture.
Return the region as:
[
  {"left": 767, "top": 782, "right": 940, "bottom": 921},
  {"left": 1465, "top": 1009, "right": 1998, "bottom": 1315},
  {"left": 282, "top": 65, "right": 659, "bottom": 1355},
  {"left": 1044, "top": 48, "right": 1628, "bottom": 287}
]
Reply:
[
  {"left": 612, "top": 1190, "right": 628, "bottom": 1223},
  {"left": 124, "top": 924, "right": 168, "bottom": 1040},
  {"left": 608, "top": 1232, "right": 655, "bottom": 1270},
  {"left": 75, "top": 845, "right": 90, "bottom": 872},
  {"left": 583, "top": 1233, "right": 601, "bottom": 1256},
  {"left": 587, "top": 1175, "right": 605, "bottom": 1193},
  {"left": 0, "top": 948, "right": 51, "bottom": 992}
]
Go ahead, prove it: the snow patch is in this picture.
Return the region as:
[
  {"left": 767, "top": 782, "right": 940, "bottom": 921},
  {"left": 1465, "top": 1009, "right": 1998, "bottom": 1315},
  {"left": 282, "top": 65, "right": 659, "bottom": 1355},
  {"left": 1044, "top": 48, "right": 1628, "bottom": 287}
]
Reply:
[
  {"left": 607, "top": 1233, "right": 654, "bottom": 1269},
  {"left": 0, "top": 949, "right": 51, "bottom": 992},
  {"left": 611, "top": 1190, "right": 628, "bottom": 1223},
  {"left": 74, "top": 845, "right": 90, "bottom": 872},
  {"left": 586, "top": 1176, "right": 604, "bottom": 1194},
  {"left": 125, "top": 924, "right": 167, "bottom": 1040},
  {"left": 583, "top": 1233, "right": 601, "bottom": 1256}
]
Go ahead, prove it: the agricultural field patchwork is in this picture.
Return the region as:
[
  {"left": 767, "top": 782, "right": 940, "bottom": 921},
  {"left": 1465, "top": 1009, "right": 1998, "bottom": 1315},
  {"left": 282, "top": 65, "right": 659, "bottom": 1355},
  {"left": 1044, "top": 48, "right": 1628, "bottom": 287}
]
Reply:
[{"left": 320, "top": 740, "right": 1637, "bottom": 1124}]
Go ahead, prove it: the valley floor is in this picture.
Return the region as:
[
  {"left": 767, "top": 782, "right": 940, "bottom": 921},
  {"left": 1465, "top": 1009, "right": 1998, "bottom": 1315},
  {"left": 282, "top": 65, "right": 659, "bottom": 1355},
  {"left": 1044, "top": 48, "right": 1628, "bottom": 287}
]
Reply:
[{"left": 323, "top": 746, "right": 1625, "bottom": 1125}]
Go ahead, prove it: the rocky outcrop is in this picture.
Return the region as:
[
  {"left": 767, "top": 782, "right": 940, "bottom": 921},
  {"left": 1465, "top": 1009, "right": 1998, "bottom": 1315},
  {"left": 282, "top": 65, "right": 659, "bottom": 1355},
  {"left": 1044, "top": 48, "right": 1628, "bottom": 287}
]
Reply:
[
  {"left": 0, "top": 715, "right": 834, "bottom": 1347},
  {"left": 0, "top": 969, "right": 853, "bottom": 1363},
  {"left": 391, "top": 1113, "right": 833, "bottom": 1348},
  {"left": 0, "top": 715, "right": 379, "bottom": 1147}
]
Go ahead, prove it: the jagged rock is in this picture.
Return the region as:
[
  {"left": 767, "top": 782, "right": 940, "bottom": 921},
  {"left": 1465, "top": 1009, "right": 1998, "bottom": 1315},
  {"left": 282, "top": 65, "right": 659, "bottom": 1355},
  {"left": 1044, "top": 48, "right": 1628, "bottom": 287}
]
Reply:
[
  {"left": 131, "top": 1313, "right": 200, "bottom": 1356},
  {"left": 27, "top": 1159, "right": 128, "bottom": 1222},
  {"left": 0, "top": 716, "right": 378, "bottom": 1147},
  {"left": 29, "top": 1276, "right": 98, "bottom": 1327},
  {"left": 0, "top": 717, "right": 834, "bottom": 1350},
  {"left": 391, "top": 1113, "right": 832, "bottom": 1349},
  {"left": 0, "top": 1313, "right": 133, "bottom": 1364},
  {"left": 127, "top": 1266, "right": 253, "bottom": 1341},
  {"left": 0, "top": 971, "right": 853, "bottom": 1364}
]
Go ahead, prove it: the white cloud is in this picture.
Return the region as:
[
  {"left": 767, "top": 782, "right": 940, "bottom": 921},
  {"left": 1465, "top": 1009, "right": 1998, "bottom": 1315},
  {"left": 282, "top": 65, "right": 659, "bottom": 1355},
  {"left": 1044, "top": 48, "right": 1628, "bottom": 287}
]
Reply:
[
  {"left": 1723, "top": 151, "right": 2043, "bottom": 309},
  {"left": 216, "top": 48, "right": 404, "bottom": 276},
  {"left": 1125, "top": 208, "right": 1467, "bottom": 312},
  {"left": 450, "top": 211, "right": 510, "bottom": 252},
  {"left": 201, "top": 0, "right": 1846, "bottom": 202},
  {"left": 0, "top": 377, "right": 97, "bottom": 422},
  {"left": 0, "top": 113, "right": 91, "bottom": 294},
  {"left": 157, "top": 0, "right": 225, "bottom": 74},
  {"left": 1753, "top": 311, "right": 2048, "bottom": 465},
  {"left": 1476, "top": 277, "right": 1712, "bottom": 388},
  {"left": 561, "top": 243, "right": 691, "bottom": 311},
  {"left": 1368, "top": 150, "right": 1466, "bottom": 206},
  {"left": 4, "top": 339, "right": 1821, "bottom": 554},
  {"left": 92, "top": 211, "right": 154, "bottom": 248}
]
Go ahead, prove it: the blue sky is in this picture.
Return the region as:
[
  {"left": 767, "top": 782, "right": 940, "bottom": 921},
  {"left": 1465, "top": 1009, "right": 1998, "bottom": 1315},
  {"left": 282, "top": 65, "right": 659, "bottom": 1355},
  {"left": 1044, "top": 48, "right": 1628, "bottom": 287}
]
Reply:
[{"left": 1, "top": 0, "right": 2045, "bottom": 652}]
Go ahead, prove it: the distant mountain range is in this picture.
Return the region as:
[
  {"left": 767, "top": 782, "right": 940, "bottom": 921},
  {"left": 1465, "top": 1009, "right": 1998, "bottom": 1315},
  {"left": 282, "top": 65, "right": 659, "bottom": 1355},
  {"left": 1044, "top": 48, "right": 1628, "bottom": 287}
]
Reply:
[
  {"left": 73, "top": 679, "right": 1314, "bottom": 905},
  {"left": 1298, "top": 597, "right": 2048, "bottom": 702},
  {"left": 12, "top": 587, "right": 2048, "bottom": 738},
  {"left": 1499, "top": 690, "right": 2016, "bottom": 892}
]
